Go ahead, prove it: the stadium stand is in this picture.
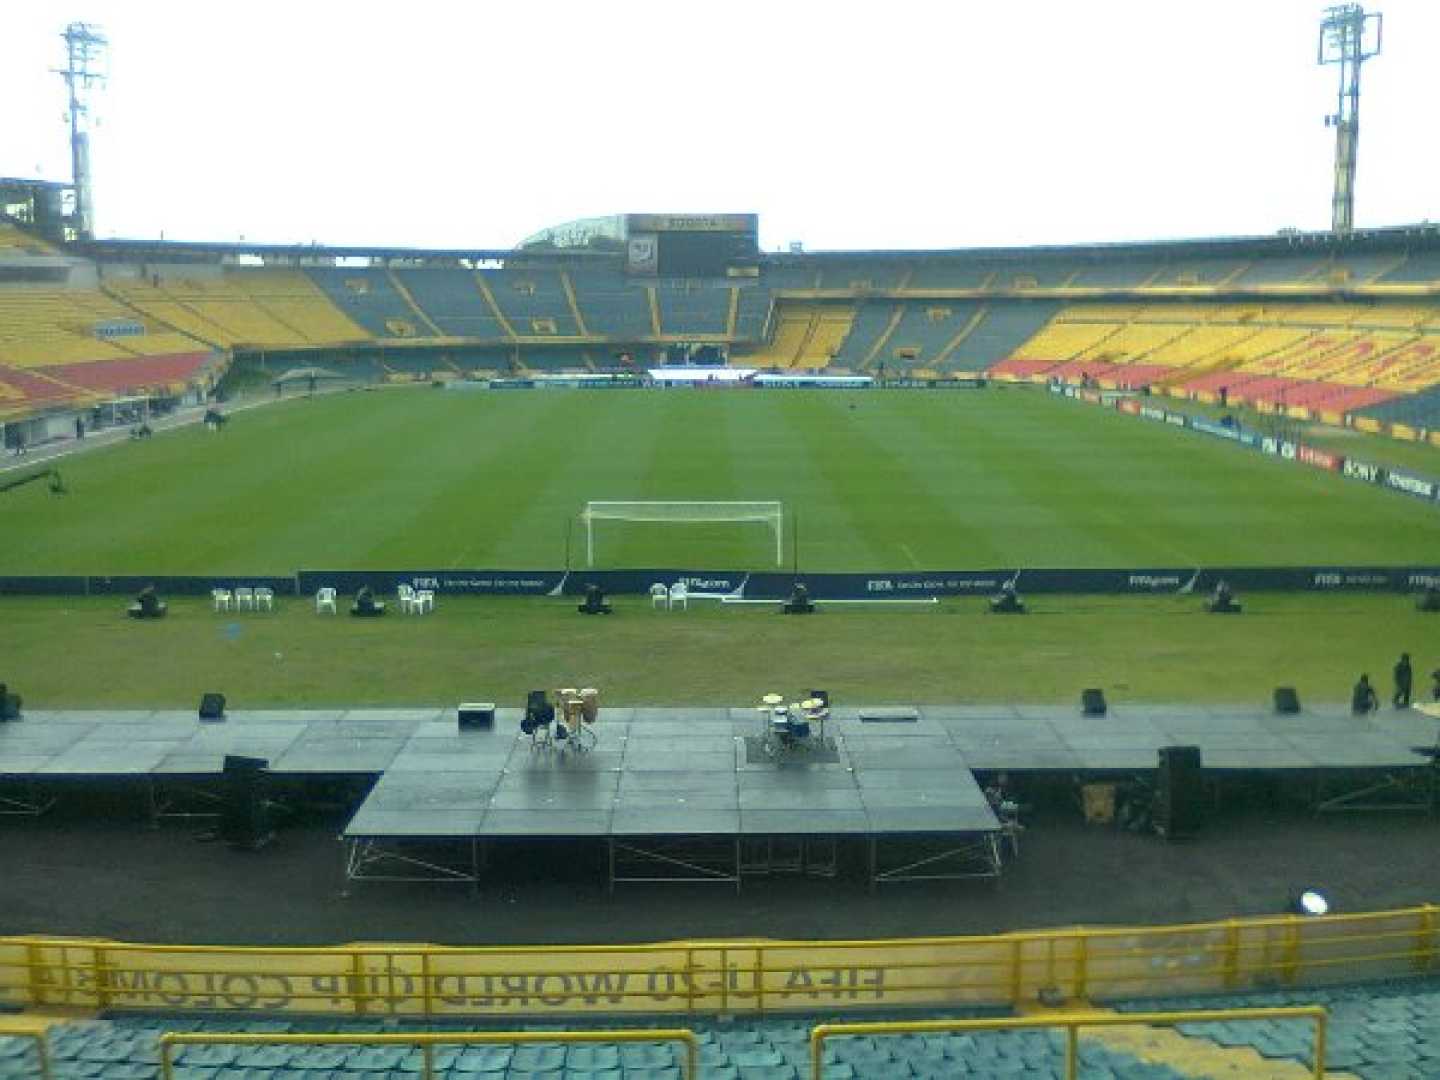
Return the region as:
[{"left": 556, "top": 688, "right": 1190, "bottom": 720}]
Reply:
[
  {"left": 1356, "top": 380, "right": 1440, "bottom": 429},
  {"left": 1380, "top": 250, "right": 1440, "bottom": 284},
  {"left": 831, "top": 301, "right": 900, "bottom": 370},
  {"left": 0, "top": 287, "right": 219, "bottom": 415},
  {"left": 1111, "top": 977, "right": 1440, "bottom": 1077},
  {"left": 881, "top": 300, "right": 986, "bottom": 372},
  {"left": 305, "top": 268, "right": 430, "bottom": 341},
  {"left": 996, "top": 299, "right": 1440, "bottom": 419},
  {"left": 653, "top": 279, "right": 731, "bottom": 336},
  {"left": 106, "top": 271, "right": 367, "bottom": 349},
  {"left": 946, "top": 300, "right": 1062, "bottom": 373},
  {"left": 1146, "top": 258, "right": 1250, "bottom": 288},
  {"left": 744, "top": 304, "right": 854, "bottom": 369},
  {"left": 480, "top": 268, "right": 581, "bottom": 337},
  {"left": 905, "top": 261, "right": 1000, "bottom": 290},
  {"left": 817, "top": 262, "right": 910, "bottom": 291},
  {"left": 225, "top": 270, "right": 370, "bottom": 344},
  {"left": 570, "top": 267, "right": 659, "bottom": 339},
  {"left": 392, "top": 269, "right": 510, "bottom": 340},
  {"left": 0, "top": 1009, "right": 1241, "bottom": 1080},
  {"left": 731, "top": 282, "right": 771, "bottom": 342},
  {"left": 0, "top": 221, "right": 58, "bottom": 256},
  {"left": 1066, "top": 259, "right": 1167, "bottom": 288}
]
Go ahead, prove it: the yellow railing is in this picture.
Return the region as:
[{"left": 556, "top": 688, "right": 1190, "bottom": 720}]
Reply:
[
  {"left": 0, "top": 1015, "right": 54, "bottom": 1080},
  {"left": 158, "top": 1028, "right": 699, "bottom": 1080},
  {"left": 3, "top": 905, "right": 1437, "bottom": 1017},
  {"left": 810, "top": 1006, "right": 1330, "bottom": 1080}
]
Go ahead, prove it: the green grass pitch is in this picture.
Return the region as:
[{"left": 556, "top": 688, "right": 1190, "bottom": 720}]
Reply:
[
  {"left": 4, "top": 386, "right": 1438, "bottom": 706},
  {"left": 4, "top": 386, "right": 1439, "bottom": 574}
]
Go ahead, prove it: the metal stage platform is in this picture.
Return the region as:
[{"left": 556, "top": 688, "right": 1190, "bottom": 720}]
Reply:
[{"left": 4, "top": 703, "right": 1438, "bottom": 887}]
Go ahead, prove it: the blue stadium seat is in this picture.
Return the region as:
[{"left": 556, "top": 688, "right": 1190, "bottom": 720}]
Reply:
[
  {"left": 562, "top": 1044, "right": 620, "bottom": 1070},
  {"left": 507, "top": 1044, "right": 567, "bottom": 1072},
  {"left": 451, "top": 1044, "right": 513, "bottom": 1072},
  {"left": 616, "top": 1043, "right": 676, "bottom": 1069}
]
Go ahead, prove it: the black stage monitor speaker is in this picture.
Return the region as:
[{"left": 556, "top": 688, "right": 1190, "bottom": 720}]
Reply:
[
  {"left": 1274, "top": 687, "right": 1301, "bottom": 714},
  {"left": 458, "top": 702, "right": 495, "bottom": 731},
  {"left": 1156, "top": 745, "right": 1204, "bottom": 842},
  {"left": 221, "top": 754, "right": 272, "bottom": 851},
  {"left": 199, "top": 692, "right": 226, "bottom": 721},
  {"left": 1081, "top": 688, "right": 1107, "bottom": 716}
]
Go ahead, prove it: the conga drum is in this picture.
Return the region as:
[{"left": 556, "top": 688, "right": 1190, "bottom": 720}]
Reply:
[{"left": 580, "top": 687, "right": 599, "bottom": 724}]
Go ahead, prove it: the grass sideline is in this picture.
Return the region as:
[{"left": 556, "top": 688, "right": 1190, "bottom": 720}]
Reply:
[
  {"left": 4, "top": 386, "right": 1439, "bottom": 574},
  {"left": 2, "top": 592, "right": 1433, "bottom": 708}
]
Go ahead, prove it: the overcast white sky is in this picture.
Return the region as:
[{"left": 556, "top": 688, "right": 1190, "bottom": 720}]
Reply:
[{"left": 1, "top": 1, "right": 1434, "bottom": 252}]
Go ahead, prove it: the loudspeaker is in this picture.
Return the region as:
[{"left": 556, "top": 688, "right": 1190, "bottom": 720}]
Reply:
[
  {"left": 1081, "top": 688, "right": 1107, "bottom": 716},
  {"left": 0, "top": 683, "right": 19, "bottom": 722},
  {"left": 458, "top": 702, "right": 495, "bottom": 731},
  {"left": 1273, "top": 687, "right": 1301, "bottom": 714},
  {"left": 1156, "top": 745, "right": 1204, "bottom": 841},
  {"left": 199, "top": 692, "right": 226, "bottom": 721},
  {"left": 220, "top": 754, "right": 272, "bottom": 851}
]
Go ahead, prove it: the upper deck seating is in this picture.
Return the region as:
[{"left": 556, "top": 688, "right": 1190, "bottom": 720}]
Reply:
[
  {"left": 392, "top": 269, "right": 507, "bottom": 339},
  {"left": 653, "top": 280, "right": 730, "bottom": 336},
  {"left": 480, "top": 269, "right": 579, "bottom": 337}
]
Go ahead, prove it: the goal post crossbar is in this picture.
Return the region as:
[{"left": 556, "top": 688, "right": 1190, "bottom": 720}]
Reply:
[{"left": 581, "top": 500, "right": 784, "bottom": 566}]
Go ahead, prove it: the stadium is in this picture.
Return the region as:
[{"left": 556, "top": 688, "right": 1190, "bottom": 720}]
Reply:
[{"left": 4, "top": 4, "right": 1440, "bottom": 1079}]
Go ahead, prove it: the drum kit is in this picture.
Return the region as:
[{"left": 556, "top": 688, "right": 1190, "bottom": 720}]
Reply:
[
  {"left": 758, "top": 692, "right": 828, "bottom": 754},
  {"left": 552, "top": 687, "right": 600, "bottom": 751}
]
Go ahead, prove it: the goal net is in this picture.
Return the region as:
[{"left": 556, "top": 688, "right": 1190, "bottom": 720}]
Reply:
[{"left": 580, "top": 501, "right": 784, "bottom": 567}]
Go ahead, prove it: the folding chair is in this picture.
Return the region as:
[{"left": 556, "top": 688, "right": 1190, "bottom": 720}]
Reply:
[
  {"left": 211, "top": 588, "right": 233, "bottom": 613},
  {"left": 669, "top": 581, "right": 689, "bottom": 611},
  {"left": 253, "top": 587, "right": 275, "bottom": 612},
  {"left": 315, "top": 587, "right": 337, "bottom": 614},
  {"left": 233, "top": 587, "right": 255, "bottom": 611},
  {"left": 650, "top": 583, "right": 670, "bottom": 610}
]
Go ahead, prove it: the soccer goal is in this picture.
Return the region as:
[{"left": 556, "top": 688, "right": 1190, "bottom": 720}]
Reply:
[{"left": 580, "top": 501, "right": 784, "bottom": 567}]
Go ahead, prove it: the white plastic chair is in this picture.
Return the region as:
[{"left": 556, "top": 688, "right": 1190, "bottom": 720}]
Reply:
[
  {"left": 253, "top": 587, "right": 274, "bottom": 612},
  {"left": 397, "top": 584, "right": 417, "bottom": 614},
  {"left": 649, "top": 583, "right": 669, "bottom": 610},
  {"left": 233, "top": 587, "right": 255, "bottom": 611},
  {"left": 315, "top": 587, "right": 337, "bottom": 614},
  {"left": 414, "top": 589, "right": 435, "bottom": 614},
  {"left": 211, "top": 588, "right": 232, "bottom": 613},
  {"left": 669, "top": 581, "right": 688, "bottom": 611}
]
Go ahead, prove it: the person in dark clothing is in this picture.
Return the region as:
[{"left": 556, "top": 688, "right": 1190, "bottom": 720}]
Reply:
[
  {"left": 75, "top": 417, "right": 85, "bottom": 440},
  {"left": 352, "top": 585, "right": 384, "bottom": 616},
  {"left": 989, "top": 580, "right": 1025, "bottom": 614},
  {"left": 1206, "top": 579, "right": 1241, "bottom": 613},
  {"left": 1352, "top": 674, "right": 1378, "bottom": 715},
  {"left": 1432, "top": 668, "right": 1440, "bottom": 702},
  {"left": 1393, "top": 653, "right": 1413, "bottom": 708}
]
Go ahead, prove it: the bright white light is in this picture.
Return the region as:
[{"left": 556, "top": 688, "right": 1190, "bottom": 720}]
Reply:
[{"left": 1298, "top": 889, "right": 1331, "bottom": 916}]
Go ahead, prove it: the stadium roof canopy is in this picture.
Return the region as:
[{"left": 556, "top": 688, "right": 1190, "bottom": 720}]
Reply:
[
  {"left": 519, "top": 214, "right": 625, "bottom": 251},
  {"left": 73, "top": 221, "right": 1440, "bottom": 268}
]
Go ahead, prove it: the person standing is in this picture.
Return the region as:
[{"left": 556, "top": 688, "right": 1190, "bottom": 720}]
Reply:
[{"left": 1393, "top": 652, "right": 1413, "bottom": 708}]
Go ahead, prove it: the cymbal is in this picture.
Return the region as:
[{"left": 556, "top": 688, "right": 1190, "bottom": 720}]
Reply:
[
  {"left": 801, "top": 698, "right": 823, "bottom": 710},
  {"left": 761, "top": 693, "right": 783, "bottom": 705}
]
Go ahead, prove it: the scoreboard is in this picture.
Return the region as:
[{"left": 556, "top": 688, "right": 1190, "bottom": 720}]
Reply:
[{"left": 625, "top": 213, "right": 758, "bottom": 277}]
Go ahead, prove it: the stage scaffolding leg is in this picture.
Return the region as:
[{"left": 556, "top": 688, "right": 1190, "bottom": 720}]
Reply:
[
  {"left": 1313, "top": 768, "right": 1434, "bottom": 814},
  {"left": 870, "top": 832, "right": 1004, "bottom": 886},
  {"left": 342, "top": 835, "right": 486, "bottom": 895},
  {"left": 608, "top": 835, "right": 742, "bottom": 890}
]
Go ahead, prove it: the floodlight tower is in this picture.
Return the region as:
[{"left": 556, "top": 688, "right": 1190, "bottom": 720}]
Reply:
[
  {"left": 1317, "top": 4, "right": 1381, "bottom": 236},
  {"left": 54, "top": 22, "right": 108, "bottom": 240}
]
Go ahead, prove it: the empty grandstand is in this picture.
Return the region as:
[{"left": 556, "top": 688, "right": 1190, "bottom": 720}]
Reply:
[{"left": 4, "top": 214, "right": 1440, "bottom": 441}]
